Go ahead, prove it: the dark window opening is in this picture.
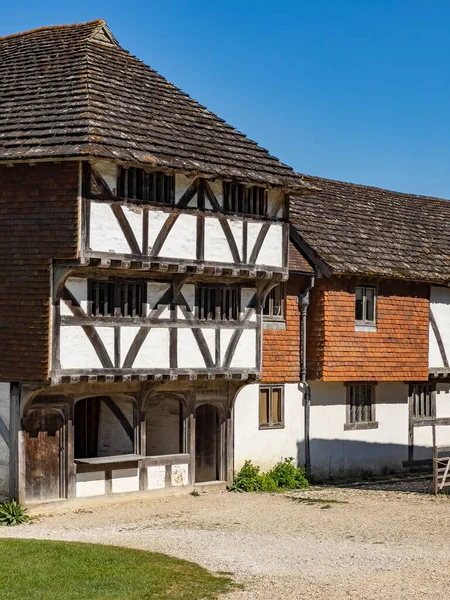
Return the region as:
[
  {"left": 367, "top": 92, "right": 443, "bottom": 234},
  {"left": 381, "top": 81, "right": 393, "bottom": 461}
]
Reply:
[
  {"left": 223, "top": 182, "right": 267, "bottom": 216},
  {"left": 146, "top": 395, "right": 183, "bottom": 456},
  {"left": 348, "top": 384, "right": 374, "bottom": 424},
  {"left": 196, "top": 286, "right": 239, "bottom": 321},
  {"left": 263, "top": 284, "right": 285, "bottom": 319},
  {"left": 74, "top": 397, "right": 135, "bottom": 459},
  {"left": 89, "top": 280, "right": 145, "bottom": 317},
  {"left": 118, "top": 166, "right": 174, "bottom": 205},
  {"left": 259, "top": 385, "right": 284, "bottom": 428},
  {"left": 410, "top": 383, "right": 435, "bottom": 419},
  {"left": 355, "top": 285, "right": 376, "bottom": 326}
]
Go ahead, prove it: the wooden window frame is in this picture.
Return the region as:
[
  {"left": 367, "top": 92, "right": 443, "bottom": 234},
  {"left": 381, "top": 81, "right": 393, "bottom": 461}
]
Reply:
[
  {"left": 355, "top": 285, "right": 377, "bottom": 329},
  {"left": 409, "top": 383, "right": 436, "bottom": 421},
  {"left": 344, "top": 382, "right": 378, "bottom": 430},
  {"left": 117, "top": 166, "right": 175, "bottom": 206},
  {"left": 88, "top": 280, "right": 147, "bottom": 318},
  {"left": 196, "top": 285, "right": 240, "bottom": 322},
  {"left": 223, "top": 182, "right": 268, "bottom": 217},
  {"left": 259, "top": 385, "right": 285, "bottom": 430},
  {"left": 263, "top": 284, "right": 286, "bottom": 321}
]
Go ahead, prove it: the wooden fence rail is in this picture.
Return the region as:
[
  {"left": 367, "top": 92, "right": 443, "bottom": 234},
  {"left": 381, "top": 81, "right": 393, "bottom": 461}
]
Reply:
[{"left": 433, "top": 456, "right": 450, "bottom": 494}]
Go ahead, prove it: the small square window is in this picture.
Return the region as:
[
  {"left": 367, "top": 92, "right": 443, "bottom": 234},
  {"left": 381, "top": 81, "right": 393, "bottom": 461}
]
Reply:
[
  {"left": 259, "top": 385, "right": 284, "bottom": 429},
  {"left": 355, "top": 285, "right": 377, "bottom": 327},
  {"left": 345, "top": 383, "right": 378, "bottom": 430}
]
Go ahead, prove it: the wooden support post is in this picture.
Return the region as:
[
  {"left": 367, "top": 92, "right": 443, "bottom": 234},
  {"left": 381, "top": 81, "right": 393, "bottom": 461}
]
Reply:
[{"left": 9, "top": 383, "right": 20, "bottom": 502}]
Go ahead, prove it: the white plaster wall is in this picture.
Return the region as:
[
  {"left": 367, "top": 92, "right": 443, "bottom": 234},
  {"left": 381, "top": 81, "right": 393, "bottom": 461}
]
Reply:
[
  {"left": 111, "top": 467, "right": 140, "bottom": 494},
  {"left": 147, "top": 282, "right": 171, "bottom": 311},
  {"left": 234, "top": 383, "right": 304, "bottom": 472},
  {"left": 247, "top": 222, "right": 263, "bottom": 261},
  {"left": 257, "top": 224, "right": 283, "bottom": 267},
  {"left": 177, "top": 328, "right": 215, "bottom": 369},
  {"left": 147, "top": 465, "right": 166, "bottom": 489},
  {"left": 429, "top": 286, "right": 450, "bottom": 368},
  {"left": 60, "top": 326, "right": 114, "bottom": 370},
  {"left": 436, "top": 383, "right": 450, "bottom": 418},
  {"left": 147, "top": 211, "right": 169, "bottom": 254},
  {"left": 171, "top": 464, "right": 189, "bottom": 486},
  {"left": 89, "top": 202, "right": 131, "bottom": 254},
  {"left": 0, "top": 383, "right": 10, "bottom": 498},
  {"left": 159, "top": 214, "right": 197, "bottom": 259},
  {"left": 97, "top": 398, "right": 134, "bottom": 457},
  {"left": 309, "top": 382, "right": 409, "bottom": 478},
  {"left": 76, "top": 471, "right": 106, "bottom": 497},
  {"left": 208, "top": 180, "right": 224, "bottom": 207},
  {"left": 61, "top": 278, "right": 88, "bottom": 315},
  {"left": 121, "top": 327, "right": 170, "bottom": 369},
  {"left": 241, "top": 288, "right": 256, "bottom": 322},
  {"left": 93, "top": 160, "right": 117, "bottom": 194},
  {"left": 220, "top": 329, "right": 234, "bottom": 364},
  {"left": 175, "top": 174, "right": 194, "bottom": 204},
  {"left": 230, "top": 330, "right": 256, "bottom": 369},
  {"left": 267, "top": 189, "right": 284, "bottom": 218},
  {"left": 204, "top": 218, "right": 234, "bottom": 263}
]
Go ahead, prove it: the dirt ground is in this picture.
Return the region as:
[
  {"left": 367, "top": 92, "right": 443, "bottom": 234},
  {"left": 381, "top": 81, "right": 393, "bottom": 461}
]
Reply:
[{"left": 1, "top": 478, "right": 449, "bottom": 599}]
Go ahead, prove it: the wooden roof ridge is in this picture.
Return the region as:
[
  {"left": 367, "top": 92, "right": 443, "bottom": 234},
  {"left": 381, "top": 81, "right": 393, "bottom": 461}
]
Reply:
[{"left": 0, "top": 19, "right": 106, "bottom": 41}]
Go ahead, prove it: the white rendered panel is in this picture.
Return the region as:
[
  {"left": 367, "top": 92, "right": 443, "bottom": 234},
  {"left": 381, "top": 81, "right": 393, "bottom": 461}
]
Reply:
[
  {"left": 429, "top": 286, "right": 450, "bottom": 368},
  {"left": 92, "top": 160, "right": 117, "bottom": 194},
  {"left": 171, "top": 464, "right": 189, "bottom": 486},
  {"left": 267, "top": 189, "right": 284, "bottom": 218},
  {"left": 204, "top": 217, "right": 234, "bottom": 263},
  {"left": 159, "top": 214, "right": 197, "bottom": 259},
  {"left": 123, "top": 205, "right": 143, "bottom": 252},
  {"left": 111, "top": 468, "right": 140, "bottom": 494},
  {"left": 208, "top": 180, "right": 224, "bottom": 208},
  {"left": 76, "top": 471, "right": 106, "bottom": 497},
  {"left": 60, "top": 326, "right": 114, "bottom": 370},
  {"left": 121, "top": 327, "right": 170, "bottom": 369},
  {"left": 257, "top": 223, "right": 283, "bottom": 267},
  {"left": 90, "top": 202, "right": 130, "bottom": 254},
  {"left": 147, "top": 465, "right": 166, "bottom": 489},
  {"left": 241, "top": 288, "right": 256, "bottom": 322},
  {"left": 147, "top": 282, "right": 171, "bottom": 310},
  {"left": 64, "top": 278, "right": 89, "bottom": 313},
  {"left": 147, "top": 211, "right": 169, "bottom": 254},
  {"left": 247, "top": 222, "right": 264, "bottom": 263},
  {"left": 175, "top": 174, "right": 195, "bottom": 204},
  {"left": 177, "top": 329, "right": 215, "bottom": 368},
  {"left": 230, "top": 329, "right": 256, "bottom": 369},
  {"left": 220, "top": 329, "right": 234, "bottom": 365}
]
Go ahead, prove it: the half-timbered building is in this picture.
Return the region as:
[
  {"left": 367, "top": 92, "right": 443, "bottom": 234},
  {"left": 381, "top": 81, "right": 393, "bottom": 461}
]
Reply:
[
  {"left": 235, "top": 175, "right": 450, "bottom": 478},
  {"left": 0, "top": 20, "right": 314, "bottom": 504}
]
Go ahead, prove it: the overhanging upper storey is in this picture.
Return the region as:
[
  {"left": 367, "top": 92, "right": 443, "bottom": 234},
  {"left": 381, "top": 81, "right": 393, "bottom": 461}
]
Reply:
[{"left": 81, "top": 160, "right": 289, "bottom": 278}]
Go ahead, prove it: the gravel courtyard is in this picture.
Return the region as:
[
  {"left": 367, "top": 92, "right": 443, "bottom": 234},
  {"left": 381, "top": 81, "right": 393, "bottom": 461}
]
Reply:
[{"left": 1, "top": 479, "right": 449, "bottom": 599}]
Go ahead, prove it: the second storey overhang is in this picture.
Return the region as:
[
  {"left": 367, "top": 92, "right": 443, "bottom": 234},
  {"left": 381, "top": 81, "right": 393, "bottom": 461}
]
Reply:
[{"left": 80, "top": 160, "right": 292, "bottom": 279}]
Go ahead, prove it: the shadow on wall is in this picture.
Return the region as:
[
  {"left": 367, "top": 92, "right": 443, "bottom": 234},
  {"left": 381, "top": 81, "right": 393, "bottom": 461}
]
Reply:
[{"left": 299, "top": 439, "right": 434, "bottom": 480}]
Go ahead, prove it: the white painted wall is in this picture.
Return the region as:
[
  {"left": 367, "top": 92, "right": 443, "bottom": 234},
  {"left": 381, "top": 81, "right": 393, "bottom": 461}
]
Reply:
[
  {"left": 0, "top": 383, "right": 10, "bottom": 499},
  {"left": 429, "top": 286, "right": 450, "bottom": 368},
  {"left": 60, "top": 326, "right": 114, "bottom": 370},
  {"left": 309, "top": 382, "right": 409, "bottom": 478},
  {"left": 234, "top": 383, "right": 304, "bottom": 472},
  {"left": 234, "top": 381, "right": 420, "bottom": 478}
]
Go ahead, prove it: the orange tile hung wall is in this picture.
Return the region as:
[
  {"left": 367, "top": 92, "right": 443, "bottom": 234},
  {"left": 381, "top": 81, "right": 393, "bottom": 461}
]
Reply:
[
  {"left": 262, "top": 277, "right": 303, "bottom": 383},
  {"left": 306, "top": 277, "right": 430, "bottom": 382}
]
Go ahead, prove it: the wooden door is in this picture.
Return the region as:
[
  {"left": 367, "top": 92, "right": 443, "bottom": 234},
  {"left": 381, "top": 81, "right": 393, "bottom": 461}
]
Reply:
[
  {"left": 24, "top": 409, "right": 63, "bottom": 502},
  {"left": 195, "top": 404, "right": 220, "bottom": 483}
]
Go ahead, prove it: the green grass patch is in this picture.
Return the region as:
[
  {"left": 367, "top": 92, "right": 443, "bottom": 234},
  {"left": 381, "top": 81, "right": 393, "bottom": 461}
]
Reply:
[{"left": 0, "top": 539, "right": 234, "bottom": 600}]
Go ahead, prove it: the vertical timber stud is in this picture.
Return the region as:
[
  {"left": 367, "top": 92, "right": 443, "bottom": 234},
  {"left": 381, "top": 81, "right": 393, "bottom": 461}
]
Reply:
[
  {"left": 66, "top": 397, "right": 76, "bottom": 499},
  {"left": 9, "top": 383, "right": 20, "bottom": 502},
  {"left": 408, "top": 385, "right": 414, "bottom": 463},
  {"left": 188, "top": 392, "right": 196, "bottom": 486},
  {"left": 226, "top": 405, "right": 234, "bottom": 485}
]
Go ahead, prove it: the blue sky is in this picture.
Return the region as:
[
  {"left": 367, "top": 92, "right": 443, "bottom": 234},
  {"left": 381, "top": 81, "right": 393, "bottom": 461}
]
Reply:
[{"left": 3, "top": 1, "right": 450, "bottom": 197}]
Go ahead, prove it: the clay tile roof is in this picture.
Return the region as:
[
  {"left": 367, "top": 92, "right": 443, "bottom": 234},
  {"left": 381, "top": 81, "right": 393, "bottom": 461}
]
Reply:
[
  {"left": 0, "top": 20, "right": 313, "bottom": 191},
  {"left": 288, "top": 241, "right": 314, "bottom": 273},
  {"left": 289, "top": 175, "right": 450, "bottom": 284}
]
